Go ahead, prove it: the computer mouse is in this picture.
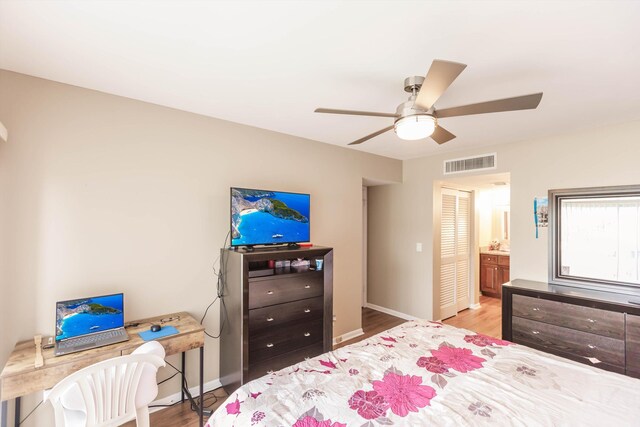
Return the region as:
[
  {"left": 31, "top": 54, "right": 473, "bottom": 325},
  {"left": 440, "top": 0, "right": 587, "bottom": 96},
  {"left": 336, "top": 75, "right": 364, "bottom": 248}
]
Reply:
[{"left": 150, "top": 324, "right": 161, "bottom": 333}]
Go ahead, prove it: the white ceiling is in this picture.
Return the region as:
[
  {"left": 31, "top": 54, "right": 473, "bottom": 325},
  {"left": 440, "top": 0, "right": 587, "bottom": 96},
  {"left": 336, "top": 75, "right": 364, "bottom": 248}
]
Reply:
[{"left": 1, "top": 1, "right": 640, "bottom": 160}]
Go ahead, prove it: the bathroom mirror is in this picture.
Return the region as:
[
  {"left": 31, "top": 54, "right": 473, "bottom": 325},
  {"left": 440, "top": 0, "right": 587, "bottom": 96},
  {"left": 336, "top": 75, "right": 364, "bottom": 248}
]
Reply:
[
  {"left": 494, "top": 207, "right": 510, "bottom": 243},
  {"left": 502, "top": 209, "right": 510, "bottom": 240}
]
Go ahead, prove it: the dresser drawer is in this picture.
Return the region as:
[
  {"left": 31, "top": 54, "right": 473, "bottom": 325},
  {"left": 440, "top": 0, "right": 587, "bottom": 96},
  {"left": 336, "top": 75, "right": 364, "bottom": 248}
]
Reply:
[
  {"left": 513, "top": 316, "right": 625, "bottom": 368},
  {"left": 498, "top": 256, "right": 510, "bottom": 267},
  {"left": 512, "top": 294, "right": 624, "bottom": 339},
  {"left": 249, "top": 318, "right": 323, "bottom": 361},
  {"left": 248, "top": 342, "right": 324, "bottom": 381},
  {"left": 626, "top": 314, "right": 640, "bottom": 378},
  {"left": 480, "top": 254, "right": 498, "bottom": 264},
  {"left": 249, "top": 273, "right": 324, "bottom": 309},
  {"left": 249, "top": 297, "right": 323, "bottom": 332}
]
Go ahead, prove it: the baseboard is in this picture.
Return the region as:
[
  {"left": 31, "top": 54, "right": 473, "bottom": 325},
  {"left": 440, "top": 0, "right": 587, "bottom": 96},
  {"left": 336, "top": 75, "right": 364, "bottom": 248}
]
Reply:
[
  {"left": 365, "top": 303, "right": 421, "bottom": 321},
  {"left": 150, "top": 378, "right": 223, "bottom": 413},
  {"left": 332, "top": 328, "right": 364, "bottom": 346},
  {"left": 469, "top": 302, "right": 481, "bottom": 309}
]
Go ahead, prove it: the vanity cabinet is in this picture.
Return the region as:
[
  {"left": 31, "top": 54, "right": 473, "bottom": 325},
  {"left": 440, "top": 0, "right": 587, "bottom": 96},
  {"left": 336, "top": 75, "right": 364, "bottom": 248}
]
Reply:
[{"left": 480, "top": 254, "right": 509, "bottom": 298}]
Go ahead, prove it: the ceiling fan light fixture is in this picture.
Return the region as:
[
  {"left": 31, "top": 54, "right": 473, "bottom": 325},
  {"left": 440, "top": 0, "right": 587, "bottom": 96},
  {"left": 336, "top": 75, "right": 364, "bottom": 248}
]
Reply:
[{"left": 394, "top": 115, "right": 436, "bottom": 141}]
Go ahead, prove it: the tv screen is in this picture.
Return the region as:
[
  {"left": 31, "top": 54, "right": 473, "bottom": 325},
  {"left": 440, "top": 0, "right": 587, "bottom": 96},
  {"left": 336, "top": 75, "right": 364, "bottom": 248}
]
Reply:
[{"left": 230, "top": 187, "right": 310, "bottom": 247}]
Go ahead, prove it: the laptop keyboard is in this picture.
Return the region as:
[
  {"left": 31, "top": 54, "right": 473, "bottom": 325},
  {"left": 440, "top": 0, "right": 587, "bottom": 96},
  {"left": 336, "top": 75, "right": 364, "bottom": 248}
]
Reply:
[{"left": 58, "top": 329, "right": 126, "bottom": 349}]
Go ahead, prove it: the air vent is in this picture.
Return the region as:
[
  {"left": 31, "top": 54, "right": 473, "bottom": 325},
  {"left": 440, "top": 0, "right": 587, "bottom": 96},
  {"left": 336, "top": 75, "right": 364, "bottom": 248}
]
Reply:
[{"left": 444, "top": 153, "right": 497, "bottom": 175}]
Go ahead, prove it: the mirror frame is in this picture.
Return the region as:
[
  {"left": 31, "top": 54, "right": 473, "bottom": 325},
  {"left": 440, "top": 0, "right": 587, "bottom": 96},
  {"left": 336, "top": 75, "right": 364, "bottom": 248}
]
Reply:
[{"left": 549, "top": 184, "right": 640, "bottom": 294}]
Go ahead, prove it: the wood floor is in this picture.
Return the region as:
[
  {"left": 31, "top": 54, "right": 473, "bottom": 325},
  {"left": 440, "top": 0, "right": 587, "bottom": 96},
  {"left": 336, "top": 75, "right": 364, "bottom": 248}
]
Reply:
[
  {"left": 442, "top": 295, "right": 502, "bottom": 338},
  {"left": 140, "top": 295, "right": 501, "bottom": 426},
  {"left": 334, "top": 306, "right": 406, "bottom": 349},
  {"left": 122, "top": 388, "right": 229, "bottom": 427}
]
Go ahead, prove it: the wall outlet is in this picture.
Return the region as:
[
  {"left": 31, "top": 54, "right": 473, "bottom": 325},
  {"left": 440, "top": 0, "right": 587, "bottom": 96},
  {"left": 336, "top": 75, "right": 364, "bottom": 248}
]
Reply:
[
  {"left": 416, "top": 243, "right": 423, "bottom": 252},
  {"left": 42, "top": 336, "right": 54, "bottom": 349}
]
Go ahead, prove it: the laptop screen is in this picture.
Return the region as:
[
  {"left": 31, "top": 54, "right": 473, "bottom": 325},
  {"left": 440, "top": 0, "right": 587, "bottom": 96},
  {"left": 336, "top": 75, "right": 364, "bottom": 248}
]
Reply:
[{"left": 55, "top": 293, "right": 124, "bottom": 342}]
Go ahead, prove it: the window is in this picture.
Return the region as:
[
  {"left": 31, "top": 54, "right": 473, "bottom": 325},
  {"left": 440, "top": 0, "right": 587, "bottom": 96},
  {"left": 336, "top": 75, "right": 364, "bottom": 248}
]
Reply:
[{"left": 550, "top": 185, "right": 640, "bottom": 291}]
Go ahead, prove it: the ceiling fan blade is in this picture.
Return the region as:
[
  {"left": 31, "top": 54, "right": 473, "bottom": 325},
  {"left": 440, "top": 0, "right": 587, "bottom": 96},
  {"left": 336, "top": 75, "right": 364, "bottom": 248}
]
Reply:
[
  {"left": 414, "top": 60, "right": 467, "bottom": 111},
  {"left": 348, "top": 126, "right": 394, "bottom": 145},
  {"left": 430, "top": 125, "right": 456, "bottom": 145},
  {"left": 315, "top": 108, "right": 398, "bottom": 118},
  {"left": 436, "top": 93, "right": 543, "bottom": 118}
]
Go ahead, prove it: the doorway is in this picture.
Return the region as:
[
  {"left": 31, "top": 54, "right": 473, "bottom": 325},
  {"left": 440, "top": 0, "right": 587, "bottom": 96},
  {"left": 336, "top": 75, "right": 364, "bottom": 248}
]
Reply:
[{"left": 434, "top": 172, "right": 511, "bottom": 322}]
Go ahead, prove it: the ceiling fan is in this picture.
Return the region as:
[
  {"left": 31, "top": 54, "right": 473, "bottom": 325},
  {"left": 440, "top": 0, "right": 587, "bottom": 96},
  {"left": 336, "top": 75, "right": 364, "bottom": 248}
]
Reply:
[{"left": 314, "top": 60, "right": 543, "bottom": 145}]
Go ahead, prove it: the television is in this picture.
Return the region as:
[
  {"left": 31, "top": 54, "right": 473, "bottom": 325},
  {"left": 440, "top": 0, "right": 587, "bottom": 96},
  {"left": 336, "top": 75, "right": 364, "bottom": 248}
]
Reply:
[{"left": 230, "top": 187, "right": 310, "bottom": 247}]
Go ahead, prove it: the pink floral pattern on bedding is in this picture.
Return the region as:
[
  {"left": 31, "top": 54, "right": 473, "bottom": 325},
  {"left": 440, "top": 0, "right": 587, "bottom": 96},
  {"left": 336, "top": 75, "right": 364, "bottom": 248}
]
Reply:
[
  {"left": 429, "top": 345, "right": 485, "bottom": 373},
  {"left": 206, "top": 320, "right": 640, "bottom": 426},
  {"left": 292, "top": 416, "right": 345, "bottom": 427},
  {"left": 463, "top": 333, "right": 511, "bottom": 347},
  {"left": 347, "top": 390, "right": 388, "bottom": 420},
  {"left": 416, "top": 355, "right": 449, "bottom": 374},
  {"left": 225, "top": 397, "right": 241, "bottom": 415},
  {"left": 371, "top": 372, "right": 436, "bottom": 417}
]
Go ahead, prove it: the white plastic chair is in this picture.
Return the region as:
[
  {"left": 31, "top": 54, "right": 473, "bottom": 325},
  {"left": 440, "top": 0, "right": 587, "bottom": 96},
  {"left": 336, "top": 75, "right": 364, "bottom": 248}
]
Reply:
[{"left": 46, "top": 341, "right": 166, "bottom": 427}]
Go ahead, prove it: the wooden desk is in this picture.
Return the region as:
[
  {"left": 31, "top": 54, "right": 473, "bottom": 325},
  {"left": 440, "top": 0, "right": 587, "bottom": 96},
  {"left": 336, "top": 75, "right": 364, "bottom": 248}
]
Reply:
[{"left": 0, "top": 312, "right": 205, "bottom": 427}]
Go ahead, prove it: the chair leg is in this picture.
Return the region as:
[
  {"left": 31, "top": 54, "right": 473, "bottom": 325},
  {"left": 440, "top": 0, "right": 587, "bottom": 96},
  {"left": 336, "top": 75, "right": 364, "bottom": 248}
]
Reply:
[
  {"left": 53, "top": 406, "right": 66, "bottom": 427},
  {"left": 135, "top": 406, "right": 150, "bottom": 427}
]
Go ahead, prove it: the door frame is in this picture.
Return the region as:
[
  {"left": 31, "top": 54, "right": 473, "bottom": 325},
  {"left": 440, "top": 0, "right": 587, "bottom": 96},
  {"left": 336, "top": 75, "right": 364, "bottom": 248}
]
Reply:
[{"left": 362, "top": 186, "right": 368, "bottom": 307}]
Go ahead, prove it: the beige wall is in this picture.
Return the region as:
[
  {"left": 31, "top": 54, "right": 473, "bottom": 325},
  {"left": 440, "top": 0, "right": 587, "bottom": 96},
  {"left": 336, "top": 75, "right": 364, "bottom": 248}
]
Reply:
[
  {"left": 0, "top": 70, "right": 401, "bottom": 424},
  {"left": 0, "top": 118, "right": 8, "bottom": 401},
  {"left": 368, "top": 119, "right": 640, "bottom": 320}
]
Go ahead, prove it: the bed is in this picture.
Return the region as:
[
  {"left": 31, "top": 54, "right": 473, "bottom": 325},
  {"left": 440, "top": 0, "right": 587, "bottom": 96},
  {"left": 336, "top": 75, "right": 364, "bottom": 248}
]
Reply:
[{"left": 207, "top": 320, "right": 640, "bottom": 426}]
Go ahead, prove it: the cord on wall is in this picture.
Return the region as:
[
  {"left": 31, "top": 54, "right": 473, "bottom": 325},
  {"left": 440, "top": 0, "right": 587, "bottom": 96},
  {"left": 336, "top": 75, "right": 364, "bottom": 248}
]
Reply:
[{"left": 200, "top": 231, "right": 230, "bottom": 339}]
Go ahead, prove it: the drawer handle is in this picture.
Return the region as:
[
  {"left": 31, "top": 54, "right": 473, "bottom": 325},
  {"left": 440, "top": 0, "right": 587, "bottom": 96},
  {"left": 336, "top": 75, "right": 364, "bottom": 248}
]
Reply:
[
  {"left": 304, "top": 285, "right": 311, "bottom": 289},
  {"left": 587, "top": 318, "right": 596, "bottom": 323},
  {"left": 303, "top": 332, "right": 311, "bottom": 337},
  {"left": 267, "top": 291, "right": 274, "bottom": 295},
  {"left": 532, "top": 307, "right": 540, "bottom": 312},
  {"left": 304, "top": 309, "right": 311, "bottom": 313},
  {"left": 266, "top": 343, "right": 274, "bottom": 348},
  {"left": 587, "top": 344, "right": 597, "bottom": 349},
  {"left": 532, "top": 330, "right": 540, "bottom": 335},
  {"left": 266, "top": 317, "right": 274, "bottom": 322}
]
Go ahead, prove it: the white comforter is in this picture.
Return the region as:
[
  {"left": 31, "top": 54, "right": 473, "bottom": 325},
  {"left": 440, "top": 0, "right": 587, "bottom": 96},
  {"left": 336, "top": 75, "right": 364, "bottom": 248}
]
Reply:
[{"left": 207, "top": 320, "right": 640, "bottom": 426}]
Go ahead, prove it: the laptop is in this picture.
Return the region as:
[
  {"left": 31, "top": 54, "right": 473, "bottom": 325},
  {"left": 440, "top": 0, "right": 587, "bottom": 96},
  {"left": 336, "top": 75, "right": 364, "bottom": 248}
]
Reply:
[{"left": 54, "top": 293, "right": 129, "bottom": 356}]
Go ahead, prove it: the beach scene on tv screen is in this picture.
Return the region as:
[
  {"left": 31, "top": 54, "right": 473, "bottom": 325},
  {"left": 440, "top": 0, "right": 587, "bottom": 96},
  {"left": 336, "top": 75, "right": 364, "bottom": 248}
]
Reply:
[
  {"left": 56, "top": 295, "right": 124, "bottom": 341},
  {"left": 231, "top": 188, "right": 310, "bottom": 246}
]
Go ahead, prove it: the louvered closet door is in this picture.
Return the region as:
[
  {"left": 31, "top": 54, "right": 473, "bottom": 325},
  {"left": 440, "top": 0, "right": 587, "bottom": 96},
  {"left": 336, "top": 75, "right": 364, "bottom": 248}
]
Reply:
[
  {"left": 440, "top": 189, "right": 471, "bottom": 319},
  {"left": 456, "top": 194, "right": 470, "bottom": 312}
]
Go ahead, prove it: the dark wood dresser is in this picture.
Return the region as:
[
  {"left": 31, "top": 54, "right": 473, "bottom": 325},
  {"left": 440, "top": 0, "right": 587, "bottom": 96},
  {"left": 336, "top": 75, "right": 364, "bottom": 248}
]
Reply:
[
  {"left": 480, "top": 253, "right": 510, "bottom": 298},
  {"left": 219, "top": 246, "right": 333, "bottom": 393},
  {"left": 503, "top": 279, "right": 640, "bottom": 378}
]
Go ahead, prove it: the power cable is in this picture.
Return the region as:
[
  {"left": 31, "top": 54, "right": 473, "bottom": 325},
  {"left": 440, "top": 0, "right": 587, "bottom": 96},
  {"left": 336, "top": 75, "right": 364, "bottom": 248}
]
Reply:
[
  {"left": 18, "top": 400, "right": 43, "bottom": 426},
  {"left": 200, "top": 231, "right": 230, "bottom": 339}
]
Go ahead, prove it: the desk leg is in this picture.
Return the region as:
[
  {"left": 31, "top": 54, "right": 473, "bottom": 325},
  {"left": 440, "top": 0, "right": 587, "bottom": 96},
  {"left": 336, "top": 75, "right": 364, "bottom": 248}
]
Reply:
[
  {"left": 199, "top": 346, "right": 204, "bottom": 427},
  {"left": 1, "top": 400, "right": 7, "bottom": 427},
  {"left": 14, "top": 397, "right": 20, "bottom": 427},
  {"left": 181, "top": 352, "right": 186, "bottom": 403}
]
